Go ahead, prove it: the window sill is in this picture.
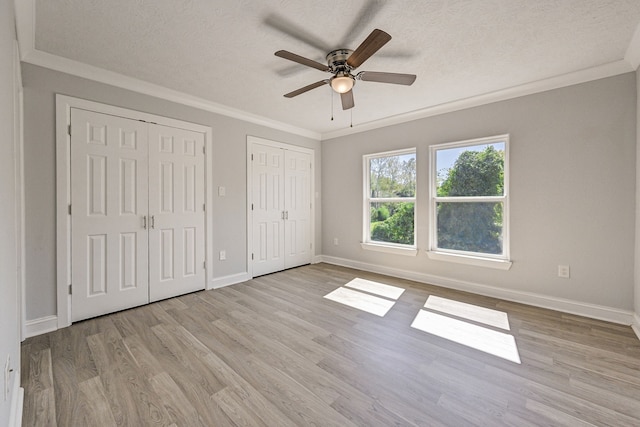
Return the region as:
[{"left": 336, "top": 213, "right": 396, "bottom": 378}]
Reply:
[
  {"left": 361, "top": 242, "right": 418, "bottom": 256},
  {"left": 426, "top": 251, "right": 512, "bottom": 270}
]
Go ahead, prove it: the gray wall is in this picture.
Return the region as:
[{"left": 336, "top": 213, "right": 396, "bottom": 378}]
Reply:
[
  {"left": 322, "top": 73, "right": 636, "bottom": 311},
  {"left": 0, "top": 0, "right": 20, "bottom": 424},
  {"left": 22, "top": 63, "right": 322, "bottom": 321}
]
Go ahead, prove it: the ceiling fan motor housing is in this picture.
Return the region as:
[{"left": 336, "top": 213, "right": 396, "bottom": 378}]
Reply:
[
  {"left": 326, "top": 49, "right": 354, "bottom": 73},
  {"left": 276, "top": 29, "right": 415, "bottom": 110}
]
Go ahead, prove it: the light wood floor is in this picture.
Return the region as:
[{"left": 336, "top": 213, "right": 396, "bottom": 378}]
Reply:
[{"left": 22, "top": 263, "right": 640, "bottom": 426}]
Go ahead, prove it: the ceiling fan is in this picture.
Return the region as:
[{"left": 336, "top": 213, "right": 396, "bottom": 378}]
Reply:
[{"left": 275, "top": 29, "right": 416, "bottom": 110}]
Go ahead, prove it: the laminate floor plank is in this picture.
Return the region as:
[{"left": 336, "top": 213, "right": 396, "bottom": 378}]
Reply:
[
  {"left": 317, "top": 353, "right": 470, "bottom": 427},
  {"left": 225, "top": 308, "right": 332, "bottom": 364},
  {"left": 525, "top": 399, "right": 599, "bottom": 427},
  {"left": 128, "top": 325, "right": 234, "bottom": 427},
  {"left": 197, "top": 349, "right": 298, "bottom": 427},
  {"left": 150, "top": 324, "right": 226, "bottom": 395},
  {"left": 75, "top": 376, "right": 118, "bottom": 426},
  {"left": 148, "top": 372, "right": 205, "bottom": 427},
  {"left": 25, "top": 348, "right": 53, "bottom": 393},
  {"left": 21, "top": 263, "right": 640, "bottom": 426},
  {"left": 219, "top": 285, "right": 332, "bottom": 339},
  {"left": 88, "top": 323, "right": 176, "bottom": 427},
  {"left": 239, "top": 354, "right": 358, "bottom": 427},
  {"left": 48, "top": 333, "right": 80, "bottom": 427},
  {"left": 211, "top": 387, "right": 270, "bottom": 427},
  {"left": 329, "top": 391, "right": 419, "bottom": 427},
  {"left": 24, "top": 387, "right": 57, "bottom": 427}
]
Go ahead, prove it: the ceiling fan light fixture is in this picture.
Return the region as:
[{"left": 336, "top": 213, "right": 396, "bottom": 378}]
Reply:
[
  {"left": 330, "top": 73, "right": 354, "bottom": 94},
  {"left": 276, "top": 29, "right": 415, "bottom": 111}
]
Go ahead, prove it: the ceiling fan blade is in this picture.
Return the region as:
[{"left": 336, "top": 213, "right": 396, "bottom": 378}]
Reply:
[
  {"left": 284, "top": 80, "right": 328, "bottom": 98},
  {"left": 346, "top": 29, "right": 392, "bottom": 69},
  {"left": 341, "top": 90, "right": 355, "bottom": 110},
  {"left": 275, "top": 50, "right": 329, "bottom": 72},
  {"left": 358, "top": 71, "right": 416, "bottom": 85}
]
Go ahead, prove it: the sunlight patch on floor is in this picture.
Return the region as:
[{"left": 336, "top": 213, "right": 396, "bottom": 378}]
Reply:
[
  {"left": 424, "top": 295, "right": 510, "bottom": 330},
  {"left": 412, "top": 295, "right": 520, "bottom": 364},
  {"left": 323, "top": 278, "right": 405, "bottom": 317},
  {"left": 344, "top": 277, "right": 406, "bottom": 300},
  {"left": 411, "top": 310, "right": 521, "bottom": 364}
]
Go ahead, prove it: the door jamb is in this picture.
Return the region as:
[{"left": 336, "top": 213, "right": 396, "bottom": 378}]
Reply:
[{"left": 55, "top": 95, "right": 214, "bottom": 328}]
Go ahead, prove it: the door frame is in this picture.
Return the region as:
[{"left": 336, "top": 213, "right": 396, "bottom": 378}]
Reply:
[
  {"left": 246, "top": 135, "right": 315, "bottom": 278},
  {"left": 13, "top": 42, "right": 25, "bottom": 341},
  {"left": 56, "top": 95, "right": 214, "bottom": 328}
]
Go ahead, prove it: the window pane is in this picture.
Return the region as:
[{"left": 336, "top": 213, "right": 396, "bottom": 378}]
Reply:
[
  {"left": 370, "top": 153, "right": 416, "bottom": 198},
  {"left": 436, "top": 142, "right": 505, "bottom": 197},
  {"left": 436, "top": 202, "right": 503, "bottom": 254},
  {"left": 370, "top": 201, "right": 414, "bottom": 245}
]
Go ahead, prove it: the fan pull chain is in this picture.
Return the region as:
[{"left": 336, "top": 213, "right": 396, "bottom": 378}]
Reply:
[
  {"left": 350, "top": 108, "right": 353, "bottom": 127},
  {"left": 330, "top": 90, "right": 334, "bottom": 121}
]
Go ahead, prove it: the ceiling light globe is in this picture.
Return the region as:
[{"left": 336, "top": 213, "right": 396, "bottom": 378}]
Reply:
[{"left": 330, "top": 75, "right": 354, "bottom": 94}]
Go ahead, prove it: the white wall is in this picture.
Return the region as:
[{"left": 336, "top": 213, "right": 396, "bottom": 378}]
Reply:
[
  {"left": 323, "top": 73, "right": 636, "bottom": 318},
  {"left": 21, "top": 63, "right": 321, "bottom": 322},
  {"left": 0, "top": 0, "right": 21, "bottom": 424}
]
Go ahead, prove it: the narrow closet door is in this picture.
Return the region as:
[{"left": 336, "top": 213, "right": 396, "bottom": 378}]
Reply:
[
  {"left": 251, "top": 143, "right": 285, "bottom": 276},
  {"left": 148, "top": 124, "right": 206, "bottom": 302},
  {"left": 284, "top": 150, "right": 312, "bottom": 269},
  {"left": 70, "top": 108, "right": 149, "bottom": 321}
]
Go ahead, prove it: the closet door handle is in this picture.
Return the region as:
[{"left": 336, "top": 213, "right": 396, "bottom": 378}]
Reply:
[
  {"left": 285, "top": 211, "right": 289, "bottom": 220},
  {"left": 143, "top": 216, "right": 147, "bottom": 229},
  {"left": 281, "top": 211, "right": 285, "bottom": 220},
  {"left": 151, "top": 215, "right": 155, "bottom": 229}
]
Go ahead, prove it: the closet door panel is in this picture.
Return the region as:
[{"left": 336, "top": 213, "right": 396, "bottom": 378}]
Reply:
[
  {"left": 251, "top": 144, "right": 285, "bottom": 276},
  {"left": 70, "top": 108, "right": 149, "bottom": 321},
  {"left": 148, "top": 125, "right": 205, "bottom": 302},
  {"left": 251, "top": 143, "right": 311, "bottom": 277},
  {"left": 284, "top": 150, "right": 312, "bottom": 269}
]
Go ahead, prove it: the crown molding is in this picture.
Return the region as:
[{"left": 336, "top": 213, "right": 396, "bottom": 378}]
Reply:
[
  {"left": 23, "top": 50, "right": 322, "bottom": 140},
  {"left": 625, "top": 22, "right": 640, "bottom": 70},
  {"left": 14, "top": 0, "right": 321, "bottom": 139},
  {"left": 15, "top": 0, "right": 640, "bottom": 142},
  {"left": 321, "top": 60, "right": 635, "bottom": 140}
]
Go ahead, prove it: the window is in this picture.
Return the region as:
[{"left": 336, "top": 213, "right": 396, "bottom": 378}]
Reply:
[
  {"left": 429, "top": 135, "right": 510, "bottom": 268},
  {"left": 363, "top": 149, "right": 416, "bottom": 255}
]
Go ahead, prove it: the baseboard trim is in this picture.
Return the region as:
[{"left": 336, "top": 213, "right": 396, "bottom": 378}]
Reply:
[
  {"left": 319, "top": 255, "right": 635, "bottom": 326},
  {"left": 25, "top": 274, "right": 254, "bottom": 337},
  {"left": 632, "top": 313, "right": 640, "bottom": 340},
  {"left": 210, "top": 272, "right": 251, "bottom": 290},
  {"left": 8, "top": 378, "right": 23, "bottom": 427},
  {"left": 25, "top": 315, "right": 58, "bottom": 338},
  {"left": 312, "top": 255, "right": 324, "bottom": 264}
]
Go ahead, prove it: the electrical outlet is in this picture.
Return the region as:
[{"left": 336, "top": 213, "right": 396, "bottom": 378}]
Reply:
[
  {"left": 558, "top": 265, "right": 570, "bottom": 279},
  {"left": 333, "top": 237, "right": 339, "bottom": 246},
  {"left": 219, "top": 250, "right": 226, "bottom": 261},
  {"left": 218, "top": 186, "right": 226, "bottom": 197}
]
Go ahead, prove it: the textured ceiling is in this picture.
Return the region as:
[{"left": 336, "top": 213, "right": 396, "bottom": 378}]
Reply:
[{"left": 33, "top": 0, "right": 640, "bottom": 136}]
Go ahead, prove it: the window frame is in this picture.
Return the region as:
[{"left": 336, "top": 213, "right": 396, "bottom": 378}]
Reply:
[
  {"left": 362, "top": 148, "right": 418, "bottom": 256},
  {"left": 428, "top": 135, "right": 511, "bottom": 269}
]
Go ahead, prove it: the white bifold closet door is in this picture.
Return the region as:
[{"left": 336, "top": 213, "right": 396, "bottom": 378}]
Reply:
[
  {"left": 70, "top": 108, "right": 205, "bottom": 322},
  {"left": 251, "top": 143, "right": 311, "bottom": 277},
  {"left": 148, "top": 124, "right": 205, "bottom": 302}
]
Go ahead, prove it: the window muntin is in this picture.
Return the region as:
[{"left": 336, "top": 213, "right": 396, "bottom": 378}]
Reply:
[
  {"left": 430, "top": 136, "right": 508, "bottom": 260},
  {"left": 364, "top": 149, "right": 416, "bottom": 248}
]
